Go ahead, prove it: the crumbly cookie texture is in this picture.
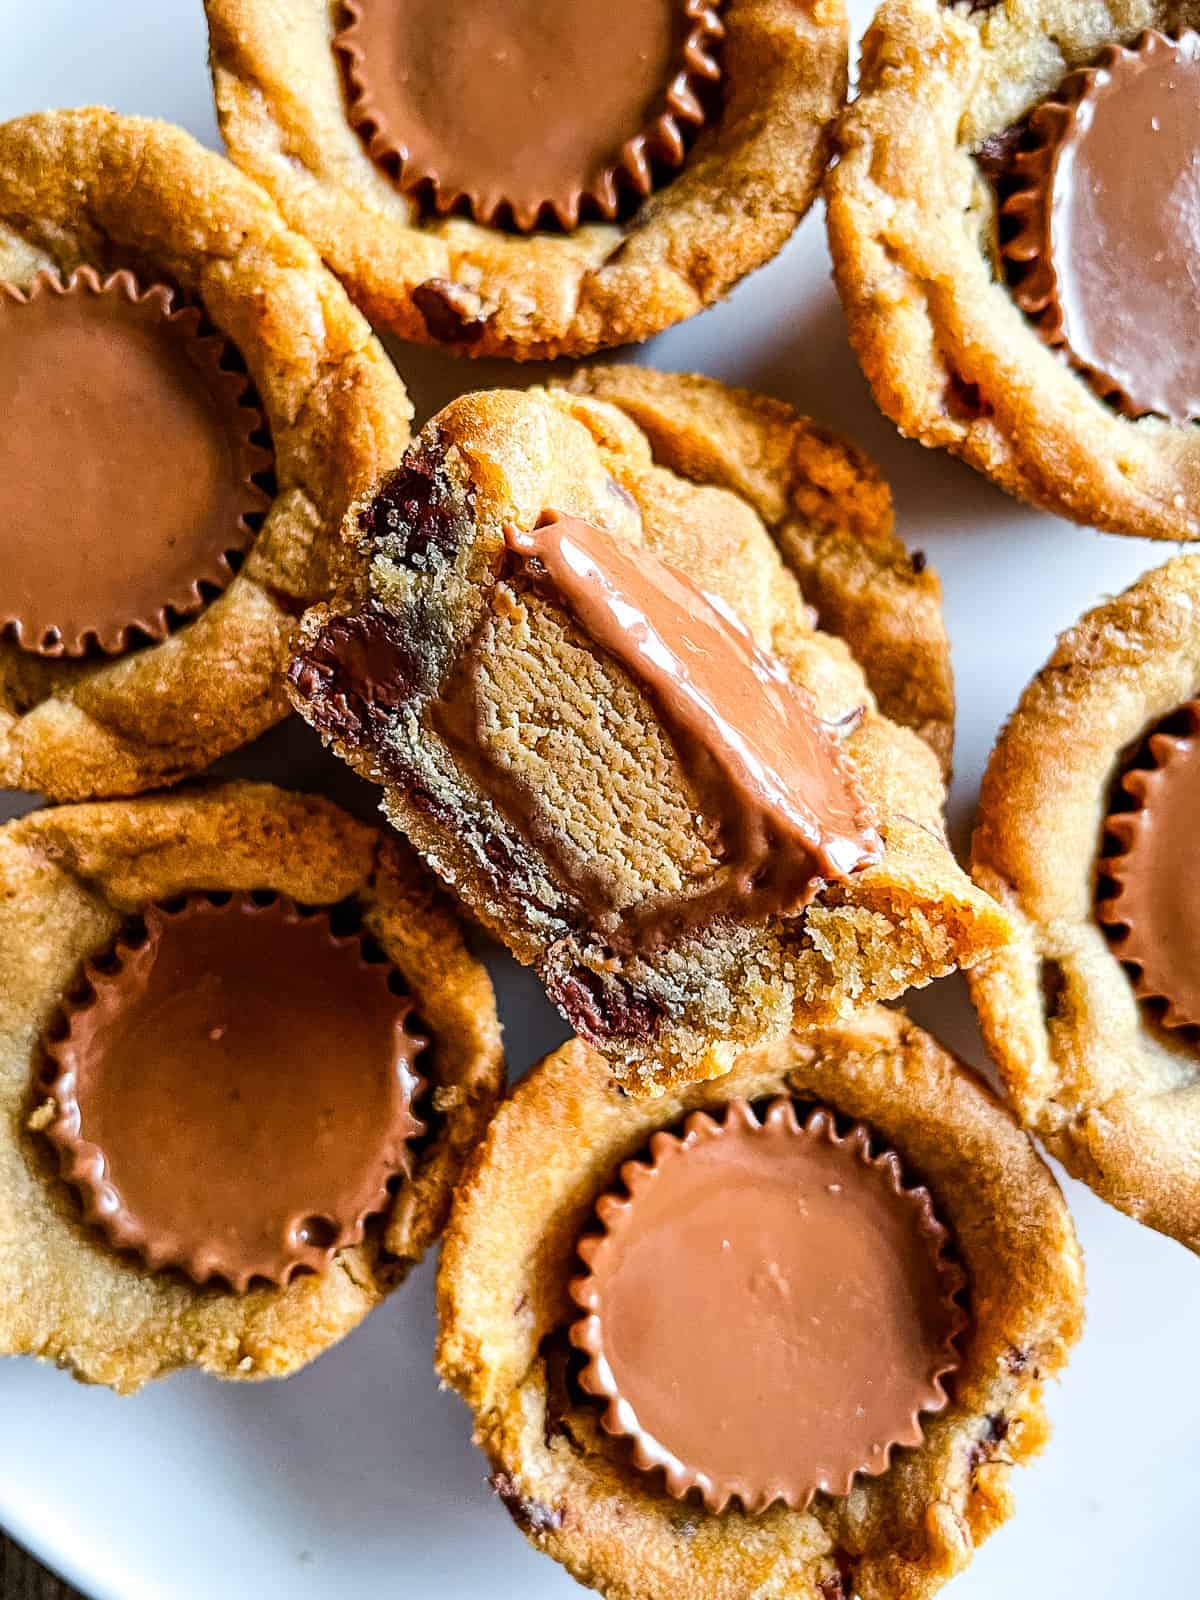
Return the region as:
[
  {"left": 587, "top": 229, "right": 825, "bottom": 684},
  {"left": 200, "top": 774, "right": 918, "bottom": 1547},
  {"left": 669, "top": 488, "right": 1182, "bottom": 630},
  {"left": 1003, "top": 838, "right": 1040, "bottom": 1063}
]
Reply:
[
  {"left": 206, "top": 0, "right": 847, "bottom": 359},
  {"left": 0, "top": 783, "right": 504, "bottom": 1393},
  {"left": 971, "top": 556, "right": 1200, "bottom": 1253},
  {"left": 437, "top": 1011, "right": 1084, "bottom": 1600},
  {"left": 289, "top": 376, "right": 1009, "bottom": 1093},
  {"left": 827, "top": 0, "right": 1200, "bottom": 542},
  {"left": 0, "top": 109, "right": 412, "bottom": 800}
]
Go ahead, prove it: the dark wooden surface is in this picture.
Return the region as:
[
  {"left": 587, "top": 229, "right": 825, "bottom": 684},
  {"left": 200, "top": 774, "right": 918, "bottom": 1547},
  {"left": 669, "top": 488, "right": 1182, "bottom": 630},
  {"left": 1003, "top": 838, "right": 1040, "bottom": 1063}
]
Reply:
[{"left": 2, "top": 1536, "right": 84, "bottom": 1600}]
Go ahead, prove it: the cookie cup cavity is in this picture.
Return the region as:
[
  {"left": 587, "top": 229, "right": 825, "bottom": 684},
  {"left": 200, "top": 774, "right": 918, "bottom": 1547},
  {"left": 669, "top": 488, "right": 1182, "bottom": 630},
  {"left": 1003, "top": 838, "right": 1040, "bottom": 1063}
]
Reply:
[
  {"left": 206, "top": 0, "right": 847, "bottom": 359},
  {"left": 827, "top": 0, "right": 1200, "bottom": 541},
  {"left": 0, "top": 782, "right": 503, "bottom": 1393},
  {"left": 0, "top": 109, "right": 411, "bottom": 799},
  {"left": 971, "top": 555, "right": 1200, "bottom": 1252},
  {"left": 436, "top": 1010, "right": 1083, "bottom": 1600}
]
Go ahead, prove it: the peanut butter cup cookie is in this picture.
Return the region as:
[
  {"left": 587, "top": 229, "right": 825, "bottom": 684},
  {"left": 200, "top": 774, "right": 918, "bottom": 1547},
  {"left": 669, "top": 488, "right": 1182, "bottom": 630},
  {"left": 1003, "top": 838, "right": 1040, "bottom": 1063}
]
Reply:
[
  {"left": 972, "top": 556, "right": 1200, "bottom": 1252},
  {"left": 289, "top": 373, "right": 1009, "bottom": 1092},
  {"left": 0, "top": 109, "right": 411, "bottom": 799},
  {"left": 0, "top": 782, "right": 503, "bottom": 1392},
  {"left": 206, "top": 0, "right": 847, "bottom": 358},
  {"left": 438, "top": 1011, "right": 1083, "bottom": 1600},
  {"left": 828, "top": 1, "right": 1200, "bottom": 541}
]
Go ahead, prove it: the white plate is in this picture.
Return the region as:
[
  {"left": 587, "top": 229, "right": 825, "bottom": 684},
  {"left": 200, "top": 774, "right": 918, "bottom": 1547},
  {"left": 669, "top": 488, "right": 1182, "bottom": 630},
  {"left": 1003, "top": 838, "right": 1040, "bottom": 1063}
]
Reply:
[{"left": 1, "top": 4, "right": 1196, "bottom": 1597}]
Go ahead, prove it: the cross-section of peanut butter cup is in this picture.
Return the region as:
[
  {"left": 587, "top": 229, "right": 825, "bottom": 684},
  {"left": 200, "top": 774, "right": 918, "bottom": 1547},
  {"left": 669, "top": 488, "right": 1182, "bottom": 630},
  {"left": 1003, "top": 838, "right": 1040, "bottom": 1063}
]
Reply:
[
  {"left": 569, "top": 1097, "right": 965, "bottom": 1515},
  {"left": 334, "top": 0, "right": 724, "bottom": 231},
  {"left": 486, "top": 510, "right": 883, "bottom": 949},
  {"left": 0, "top": 266, "right": 271, "bottom": 658},
  {"left": 1097, "top": 700, "right": 1200, "bottom": 1034},
  {"left": 38, "top": 892, "right": 425, "bottom": 1292},
  {"left": 1002, "top": 30, "right": 1200, "bottom": 424}
]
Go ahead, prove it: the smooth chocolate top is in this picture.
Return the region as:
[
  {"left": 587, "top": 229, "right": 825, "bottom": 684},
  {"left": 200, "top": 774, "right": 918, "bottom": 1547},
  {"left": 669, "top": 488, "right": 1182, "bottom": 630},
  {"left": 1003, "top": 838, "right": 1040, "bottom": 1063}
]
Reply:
[
  {"left": 0, "top": 269, "right": 265, "bottom": 656},
  {"left": 336, "top": 0, "right": 719, "bottom": 230},
  {"left": 40, "top": 895, "right": 424, "bottom": 1291},
  {"left": 571, "top": 1100, "right": 962, "bottom": 1514},
  {"left": 504, "top": 513, "right": 881, "bottom": 932},
  {"left": 1039, "top": 31, "right": 1200, "bottom": 422},
  {"left": 1100, "top": 703, "right": 1200, "bottom": 1030}
]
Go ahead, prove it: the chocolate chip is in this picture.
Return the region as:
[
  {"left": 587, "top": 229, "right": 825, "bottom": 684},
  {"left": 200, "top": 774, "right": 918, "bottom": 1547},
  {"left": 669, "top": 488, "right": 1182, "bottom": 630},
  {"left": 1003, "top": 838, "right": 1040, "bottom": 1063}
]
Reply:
[
  {"left": 489, "top": 1472, "right": 564, "bottom": 1535},
  {"left": 967, "top": 1413, "right": 1010, "bottom": 1476},
  {"left": 539, "top": 1329, "right": 577, "bottom": 1447},
  {"left": 910, "top": 549, "right": 928, "bottom": 575},
  {"left": 288, "top": 602, "right": 417, "bottom": 749},
  {"left": 944, "top": 370, "right": 991, "bottom": 423},
  {"left": 1040, "top": 959, "right": 1066, "bottom": 1020},
  {"left": 547, "top": 966, "right": 664, "bottom": 1046},
  {"left": 1004, "top": 1346, "right": 1032, "bottom": 1375},
  {"left": 974, "top": 114, "right": 1034, "bottom": 204},
  {"left": 360, "top": 456, "right": 467, "bottom": 571},
  {"left": 413, "top": 278, "right": 488, "bottom": 345}
]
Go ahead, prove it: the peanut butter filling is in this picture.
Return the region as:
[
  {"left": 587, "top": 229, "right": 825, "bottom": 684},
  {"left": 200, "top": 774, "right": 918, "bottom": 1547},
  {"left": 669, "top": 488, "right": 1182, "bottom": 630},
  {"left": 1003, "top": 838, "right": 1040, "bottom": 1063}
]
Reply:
[{"left": 486, "top": 511, "right": 881, "bottom": 944}]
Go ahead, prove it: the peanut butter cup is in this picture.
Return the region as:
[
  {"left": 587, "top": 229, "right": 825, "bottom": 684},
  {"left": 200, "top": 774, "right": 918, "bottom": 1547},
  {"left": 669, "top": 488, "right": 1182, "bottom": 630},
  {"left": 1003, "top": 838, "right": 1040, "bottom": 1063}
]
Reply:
[
  {"left": 569, "top": 1097, "right": 964, "bottom": 1514},
  {"left": 334, "top": 0, "right": 723, "bottom": 231},
  {"left": 1001, "top": 31, "right": 1200, "bottom": 424},
  {"left": 493, "top": 511, "right": 882, "bottom": 943},
  {"left": 1098, "top": 701, "right": 1200, "bottom": 1033},
  {"left": 0, "top": 266, "right": 271, "bottom": 658},
  {"left": 39, "top": 892, "right": 425, "bottom": 1292}
]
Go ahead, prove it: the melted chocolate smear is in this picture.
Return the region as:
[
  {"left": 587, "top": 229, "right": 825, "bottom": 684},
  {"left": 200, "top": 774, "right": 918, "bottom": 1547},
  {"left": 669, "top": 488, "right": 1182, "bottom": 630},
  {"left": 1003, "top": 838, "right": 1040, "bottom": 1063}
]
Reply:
[{"left": 547, "top": 965, "right": 664, "bottom": 1046}]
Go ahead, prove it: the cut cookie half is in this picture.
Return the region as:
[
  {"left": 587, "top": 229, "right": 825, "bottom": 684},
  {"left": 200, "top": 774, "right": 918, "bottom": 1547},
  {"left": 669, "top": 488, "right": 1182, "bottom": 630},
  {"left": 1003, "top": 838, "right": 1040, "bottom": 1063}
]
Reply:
[
  {"left": 0, "top": 782, "right": 503, "bottom": 1392},
  {"left": 289, "top": 372, "right": 1010, "bottom": 1092}
]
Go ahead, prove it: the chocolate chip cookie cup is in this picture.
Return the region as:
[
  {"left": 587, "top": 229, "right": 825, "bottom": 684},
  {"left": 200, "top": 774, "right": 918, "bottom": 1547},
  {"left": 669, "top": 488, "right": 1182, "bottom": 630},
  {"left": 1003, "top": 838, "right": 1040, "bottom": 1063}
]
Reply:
[
  {"left": 971, "top": 556, "right": 1200, "bottom": 1252},
  {"left": 288, "top": 369, "right": 1010, "bottom": 1093},
  {"left": 828, "top": 3, "right": 1200, "bottom": 542},
  {"left": 0, "top": 109, "right": 412, "bottom": 799},
  {"left": 0, "top": 782, "right": 503, "bottom": 1392},
  {"left": 437, "top": 1011, "right": 1083, "bottom": 1600},
  {"left": 206, "top": 0, "right": 848, "bottom": 358}
]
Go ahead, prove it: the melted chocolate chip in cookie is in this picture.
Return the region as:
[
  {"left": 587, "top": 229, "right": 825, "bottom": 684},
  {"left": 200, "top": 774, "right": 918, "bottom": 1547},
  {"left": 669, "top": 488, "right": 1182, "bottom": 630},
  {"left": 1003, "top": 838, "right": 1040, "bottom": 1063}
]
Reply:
[
  {"left": 334, "top": 0, "right": 724, "bottom": 230},
  {"left": 0, "top": 268, "right": 270, "bottom": 657},
  {"left": 1002, "top": 30, "right": 1200, "bottom": 423},
  {"left": 570, "top": 1099, "right": 965, "bottom": 1513},
  {"left": 38, "top": 893, "right": 425, "bottom": 1291}
]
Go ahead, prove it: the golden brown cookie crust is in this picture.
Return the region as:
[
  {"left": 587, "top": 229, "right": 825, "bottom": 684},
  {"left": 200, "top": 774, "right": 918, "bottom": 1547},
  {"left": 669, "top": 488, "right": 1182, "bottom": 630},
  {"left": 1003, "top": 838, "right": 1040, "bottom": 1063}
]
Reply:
[
  {"left": 560, "top": 366, "right": 955, "bottom": 775},
  {"left": 206, "top": 0, "right": 847, "bottom": 359},
  {"left": 0, "top": 109, "right": 412, "bottom": 800},
  {"left": 971, "top": 555, "right": 1200, "bottom": 1253},
  {"left": 826, "top": 0, "right": 1200, "bottom": 542},
  {"left": 437, "top": 1010, "right": 1084, "bottom": 1600},
  {"left": 0, "top": 782, "right": 504, "bottom": 1393},
  {"left": 289, "top": 375, "right": 1008, "bottom": 1092}
]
